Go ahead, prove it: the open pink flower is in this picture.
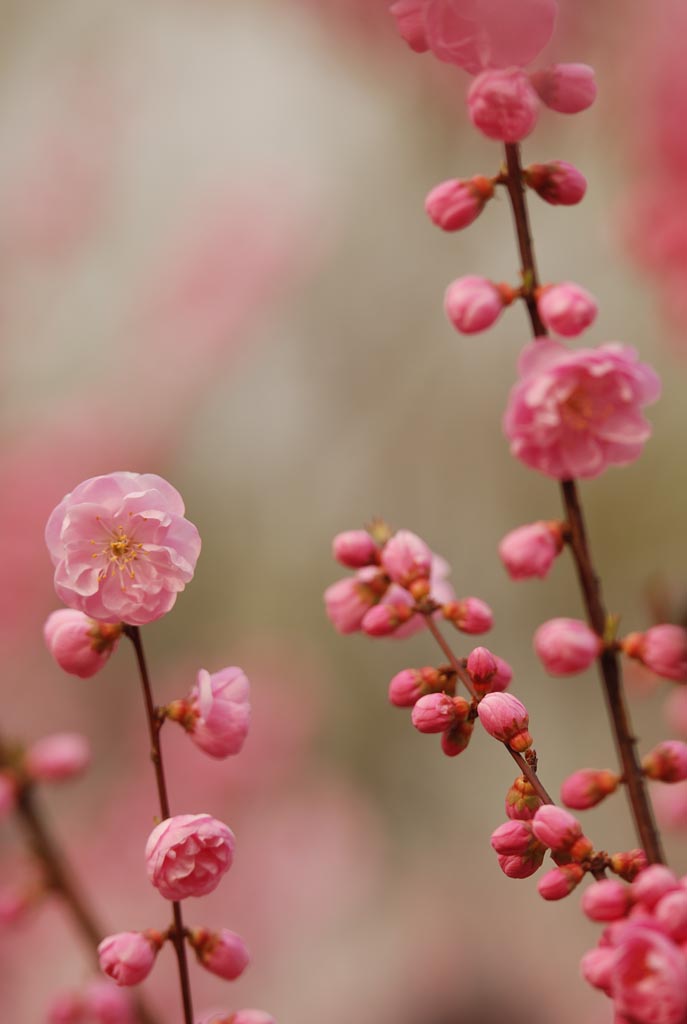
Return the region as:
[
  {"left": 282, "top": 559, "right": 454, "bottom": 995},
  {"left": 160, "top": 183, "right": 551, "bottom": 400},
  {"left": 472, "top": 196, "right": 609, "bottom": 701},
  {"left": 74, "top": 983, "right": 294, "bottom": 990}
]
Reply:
[
  {"left": 145, "top": 813, "right": 235, "bottom": 900},
  {"left": 611, "top": 924, "right": 687, "bottom": 1024},
  {"left": 45, "top": 472, "right": 201, "bottom": 625},
  {"left": 187, "top": 667, "right": 251, "bottom": 759},
  {"left": 503, "top": 340, "right": 661, "bottom": 480}
]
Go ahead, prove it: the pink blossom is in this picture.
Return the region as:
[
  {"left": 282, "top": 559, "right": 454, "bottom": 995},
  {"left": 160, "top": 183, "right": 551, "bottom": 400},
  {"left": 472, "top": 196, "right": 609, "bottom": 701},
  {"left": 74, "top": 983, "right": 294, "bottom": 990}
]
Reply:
[
  {"left": 466, "top": 646, "right": 496, "bottom": 686},
  {"left": 642, "top": 741, "right": 687, "bottom": 783},
  {"left": 496, "top": 848, "right": 545, "bottom": 879},
  {"left": 191, "top": 928, "right": 250, "bottom": 981},
  {"left": 82, "top": 981, "right": 136, "bottom": 1024},
  {"left": 489, "top": 656, "right": 513, "bottom": 692},
  {"left": 611, "top": 924, "right": 687, "bottom": 1024},
  {"left": 186, "top": 667, "right": 251, "bottom": 759},
  {"left": 537, "top": 282, "right": 598, "bottom": 337},
  {"left": 654, "top": 890, "right": 687, "bottom": 942},
  {"left": 324, "top": 568, "right": 385, "bottom": 634},
  {"left": 441, "top": 719, "right": 474, "bottom": 756},
  {"left": 505, "top": 775, "right": 542, "bottom": 820},
  {"left": 145, "top": 813, "right": 235, "bottom": 900},
  {"left": 623, "top": 626, "right": 687, "bottom": 683},
  {"left": 651, "top": 781, "right": 687, "bottom": 832},
  {"left": 45, "top": 472, "right": 201, "bottom": 626},
  {"left": 611, "top": 850, "right": 649, "bottom": 883},
  {"left": 425, "top": 176, "right": 494, "bottom": 231},
  {"left": 503, "top": 339, "right": 661, "bottom": 480},
  {"left": 0, "top": 772, "right": 16, "bottom": 820},
  {"left": 25, "top": 732, "right": 91, "bottom": 782},
  {"left": 537, "top": 863, "right": 585, "bottom": 900},
  {"left": 47, "top": 992, "right": 87, "bottom": 1024},
  {"left": 490, "top": 819, "right": 539, "bottom": 856},
  {"left": 523, "top": 160, "right": 587, "bottom": 205},
  {"left": 381, "top": 529, "right": 433, "bottom": 586},
  {"left": 532, "top": 805, "right": 584, "bottom": 852},
  {"left": 389, "top": 0, "right": 428, "bottom": 53},
  {"left": 442, "top": 596, "right": 493, "bottom": 634},
  {"left": 530, "top": 63, "right": 597, "bottom": 114},
  {"left": 388, "top": 666, "right": 446, "bottom": 707},
  {"left": 467, "top": 69, "right": 539, "bottom": 142},
  {"left": 477, "top": 692, "right": 532, "bottom": 751},
  {"left": 411, "top": 692, "right": 465, "bottom": 733},
  {"left": 498, "top": 520, "right": 564, "bottom": 580},
  {"left": 580, "top": 947, "right": 615, "bottom": 994},
  {"left": 582, "top": 880, "right": 632, "bottom": 922},
  {"left": 332, "top": 530, "right": 379, "bottom": 569},
  {"left": 632, "top": 866, "right": 681, "bottom": 910},
  {"left": 533, "top": 617, "right": 601, "bottom": 675},
  {"left": 444, "top": 275, "right": 507, "bottom": 334},
  {"left": 43, "top": 609, "right": 121, "bottom": 678},
  {"left": 560, "top": 768, "right": 619, "bottom": 809},
  {"left": 361, "top": 601, "right": 414, "bottom": 636},
  {"left": 97, "top": 931, "right": 161, "bottom": 986}
]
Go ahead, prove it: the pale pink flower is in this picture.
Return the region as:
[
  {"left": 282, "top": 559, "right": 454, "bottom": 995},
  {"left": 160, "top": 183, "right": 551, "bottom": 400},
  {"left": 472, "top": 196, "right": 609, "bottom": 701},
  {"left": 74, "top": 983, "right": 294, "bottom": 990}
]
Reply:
[
  {"left": 477, "top": 692, "right": 532, "bottom": 751},
  {"left": 467, "top": 69, "right": 539, "bottom": 142},
  {"left": 530, "top": 63, "right": 597, "bottom": 114},
  {"left": 145, "top": 813, "right": 235, "bottom": 901},
  {"left": 97, "top": 931, "right": 161, "bottom": 986},
  {"left": 611, "top": 924, "right": 687, "bottom": 1024},
  {"left": 45, "top": 472, "right": 201, "bottom": 626},
  {"left": 642, "top": 741, "right": 687, "bottom": 783},
  {"left": 25, "top": 732, "right": 91, "bottom": 782},
  {"left": 560, "top": 768, "right": 619, "bottom": 809},
  {"left": 537, "top": 282, "right": 598, "bottom": 337},
  {"left": 523, "top": 160, "right": 587, "bottom": 205},
  {"left": 444, "top": 275, "right": 507, "bottom": 334},
  {"left": 498, "top": 520, "right": 564, "bottom": 580},
  {"left": 381, "top": 529, "right": 433, "bottom": 586},
  {"left": 622, "top": 625, "right": 687, "bottom": 683},
  {"left": 44, "top": 609, "right": 121, "bottom": 678},
  {"left": 0, "top": 772, "right": 16, "bottom": 820},
  {"left": 537, "top": 863, "right": 585, "bottom": 900},
  {"left": 534, "top": 617, "right": 601, "bottom": 675},
  {"left": 503, "top": 339, "right": 661, "bottom": 479},
  {"left": 582, "top": 880, "right": 632, "bottom": 922},
  {"left": 191, "top": 928, "right": 250, "bottom": 981},
  {"left": 186, "top": 667, "right": 251, "bottom": 759},
  {"left": 332, "top": 530, "right": 379, "bottom": 569},
  {"left": 324, "top": 569, "right": 385, "bottom": 634},
  {"left": 425, "top": 176, "right": 494, "bottom": 231}
]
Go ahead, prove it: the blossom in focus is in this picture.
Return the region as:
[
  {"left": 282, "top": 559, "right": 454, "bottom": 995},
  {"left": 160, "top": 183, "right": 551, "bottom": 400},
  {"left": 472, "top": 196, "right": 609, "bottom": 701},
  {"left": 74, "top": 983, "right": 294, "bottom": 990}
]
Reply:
[
  {"left": 98, "top": 931, "right": 161, "bottom": 986},
  {"left": 536, "top": 282, "right": 598, "bottom": 337},
  {"left": 184, "top": 667, "right": 251, "bottom": 759},
  {"left": 503, "top": 339, "right": 661, "bottom": 479},
  {"left": 145, "top": 813, "right": 235, "bottom": 900},
  {"left": 444, "top": 275, "right": 510, "bottom": 334},
  {"left": 190, "top": 927, "right": 250, "bottom": 981},
  {"left": 45, "top": 472, "right": 201, "bottom": 626},
  {"left": 425, "top": 176, "right": 494, "bottom": 231},
  {"left": 467, "top": 69, "right": 539, "bottom": 142},
  {"left": 523, "top": 161, "right": 587, "bottom": 205},
  {"left": 43, "top": 609, "right": 121, "bottom": 678},
  {"left": 477, "top": 692, "right": 532, "bottom": 751}
]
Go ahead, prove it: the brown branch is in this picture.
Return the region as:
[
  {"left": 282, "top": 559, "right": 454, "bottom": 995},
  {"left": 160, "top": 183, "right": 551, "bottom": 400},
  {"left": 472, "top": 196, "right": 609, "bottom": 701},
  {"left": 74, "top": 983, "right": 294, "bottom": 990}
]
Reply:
[{"left": 502, "top": 141, "right": 664, "bottom": 865}]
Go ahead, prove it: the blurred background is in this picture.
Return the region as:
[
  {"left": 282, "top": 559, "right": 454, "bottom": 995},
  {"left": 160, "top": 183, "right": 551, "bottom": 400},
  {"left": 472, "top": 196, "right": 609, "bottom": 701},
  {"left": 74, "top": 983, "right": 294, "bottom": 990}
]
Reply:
[{"left": 0, "top": 1, "right": 686, "bottom": 1021}]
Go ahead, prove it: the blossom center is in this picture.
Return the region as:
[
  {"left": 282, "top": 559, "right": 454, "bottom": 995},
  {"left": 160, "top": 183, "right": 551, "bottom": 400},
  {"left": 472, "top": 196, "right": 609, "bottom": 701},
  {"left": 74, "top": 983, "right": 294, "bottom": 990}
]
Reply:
[
  {"left": 92, "top": 519, "right": 146, "bottom": 586},
  {"left": 561, "top": 387, "right": 593, "bottom": 430}
]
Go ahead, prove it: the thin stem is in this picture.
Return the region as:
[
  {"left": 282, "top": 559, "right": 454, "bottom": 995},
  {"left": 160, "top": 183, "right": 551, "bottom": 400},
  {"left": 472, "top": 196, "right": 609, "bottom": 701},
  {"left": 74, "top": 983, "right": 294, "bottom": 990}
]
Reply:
[
  {"left": 125, "top": 626, "right": 195, "bottom": 1024},
  {"left": 424, "top": 615, "right": 478, "bottom": 698},
  {"left": 502, "top": 142, "right": 664, "bottom": 864}
]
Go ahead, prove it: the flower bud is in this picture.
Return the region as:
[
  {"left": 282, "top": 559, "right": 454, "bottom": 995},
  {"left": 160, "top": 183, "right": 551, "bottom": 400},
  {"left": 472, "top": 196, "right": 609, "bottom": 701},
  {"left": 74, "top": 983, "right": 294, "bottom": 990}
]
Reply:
[
  {"left": 498, "top": 520, "right": 564, "bottom": 580},
  {"left": 25, "top": 733, "right": 91, "bottom": 783},
  {"left": 442, "top": 597, "right": 493, "bottom": 634},
  {"left": 98, "top": 930, "right": 162, "bottom": 986},
  {"left": 654, "top": 890, "right": 687, "bottom": 942},
  {"left": 489, "top": 657, "right": 513, "bottom": 693},
  {"left": 466, "top": 646, "right": 496, "bottom": 687},
  {"left": 444, "top": 276, "right": 510, "bottom": 335},
  {"left": 440, "top": 718, "right": 474, "bottom": 757},
  {"left": 324, "top": 572, "right": 384, "bottom": 635},
  {"left": 532, "top": 805, "right": 584, "bottom": 852},
  {"left": 560, "top": 768, "right": 619, "bottom": 809},
  {"left": 83, "top": 982, "right": 135, "bottom": 1024},
  {"left": 524, "top": 161, "right": 587, "bottom": 205},
  {"left": 610, "top": 849, "right": 648, "bottom": 882},
  {"left": 631, "top": 865, "right": 681, "bottom": 910},
  {"left": 388, "top": 667, "right": 447, "bottom": 707},
  {"left": 534, "top": 617, "right": 602, "bottom": 676},
  {"left": 497, "top": 848, "right": 546, "bottom": 879},
  {"left": 537, "top": 283, "right": 598, "bottom": 337},
  {"left": 505, "top": 775, "right": 542, "bottom": 820},
  {"left": 477, "top": 692, "right": 532, "bottom": 752},
  {"left": 537, "top": 863, "right": 585, "bottom": 900},
  {"left": 0, "top": 772, "right": 16, "bottom": 820},
  {"left": 332, "top": 530, "right": 379, "bottom": 569},
  {"left": 622, "top": 625, "right": 687, "bottom": 682},
  {"left": 425, "top": 176, "right": 494, "bottom": 232},
  {"left": 490, "top": 819, "right": 539, "bottom": 857},
  {"left": 530, "top": 63, "right": 597, "bottom": 114},
  {"left": 361, "top": 602, "right": 414, "bottom": 637},
  {"left": 381, "top": 530, "right": 432, "bottom": 587},
  {"left": 411, "top": 693, "right": 468, "bottom": 734},
  {"left": 580, "top": 947, "right": 615, "bottom": 993},
  {"left": 189, "top": 927, "right": 250, "bottom": 981},
  {"left": 642, "top": 741, "right": 687, "bottom": 783},
  {"left": 184, "top": 667, "right": 250, "bottom": 759},
  {"left": 467, "top": 68, "right": 539, "bottom": 142},
  {"left": 581, "top": 880, "right": 632, "bottom": 922},
  {"left": 44, "top": 609, "right": 121, "bottom": 679}
]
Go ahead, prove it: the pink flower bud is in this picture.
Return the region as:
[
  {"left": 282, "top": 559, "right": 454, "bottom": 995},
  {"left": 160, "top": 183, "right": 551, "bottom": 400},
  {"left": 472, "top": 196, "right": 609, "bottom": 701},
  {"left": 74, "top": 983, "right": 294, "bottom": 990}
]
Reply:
[
  {"left": 610, "top": 850, "right": 648, "bottom": 883},
  {"left": 466, "top": 646, "right": 497, "bottom": 686},
  {"left": 537, "top": 282, "right": 598, "bottom": 338},
  {"left": 505, "top": 775, "right": 542, "bottom": 820},
  {"left": 361, "top": 602, "right": 414, "bottom": 637},
  {"left": 83, "top": 981, "right": 136, "bottom": 1024},
  {"left": 98, "top": 931, "right": 161, "bottom": 987},
  {"left": 622, "top": 625, "right": 687, "bottom": 682},
  {"left": 388, "top": 666, "right": 449, "bottom": 707},
  {"left": 467, "top": 68, "right": 539, "bottom": 142},
  {"left": 440, "top": 718, "right": 474, "bottom": 757},
  {"left": 324, "top": 573, "right": 383, "bottom": 635},
  {"left": 442, "top": 597, "right": 493, "bottom": 634},
  {"left": 642, "top": 741, "right": 687, "bottom": 783},
  {"left": 25, "top": 733, "right": 91, "bottom": 783},
  {"left": 580, "top": 947, "right": 615, "bottom": 994},
  {"left": 444, "top": 275, "right": 508, "bottom": 334},
  {"left": 498, "top": 520, "right": 564, "bottom": 580},
  {"left": 145, "top": 814, "right": 235, "bottom": 901},
  {"left": 582, "top": 880, "right": 632, "bottom": 922},
  {"left": 560, "top": 768, "right": 619, "bottom": 810},
  {"left": 632, "top": 865, "right": 681, "bottom": 910},
  {"left": 477, "top": 692, "right": 532, "bottom": 752},
  {"left": 0, "top": 772, "right": 16, "bottom": 820},
  {"left": 186, "top": 667, "right": 250, "bottom": 759},
  {"left": 611, "top": 925, "right": 687, "bottom": 1024},
  {"left": 490, "top": 819, "right": 538, "bottom": 856},
  {"left": 332, "top": 530, "right": 379, "bottom": 569},
  {"left": 489, "top": 656, "right": 513, "bottom": 693},
  {"left": 532, "top": 805, "right": 584, "bottom": 852},
  {"left": 425, "top": 176, "right": 494, "bottom": 232},
  {"left": 496, "top": 848, "right": 546, "bottom": 879},
  {"left": 524, "top": 161, "right": 587, "bottom": 206},
  {"left": 534, "top": 617, "right": 602, "bottom": 676},
  {"left": 530, "top": 63, "right": 597, "bottom": 114},
  {"left": 381, "top": 529, "right": 432, "bottom": 587},
  {"left": 190, "top": 928, "right": 250, "bottom": 981},
  {"left": 655, "top": 890, "right": 687, "bottom": 942},
  {"left": 44, "top": 609, "right": 121, "bottom": 679},
  {"left": 537, "top": 863, "right": 585, "bottom": 900},
  {"left": 389, "top": 0, "right": 428, "bottom": 54},
  {"left": 411, "top": 693, "right": 463, "bottom": 734}
]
